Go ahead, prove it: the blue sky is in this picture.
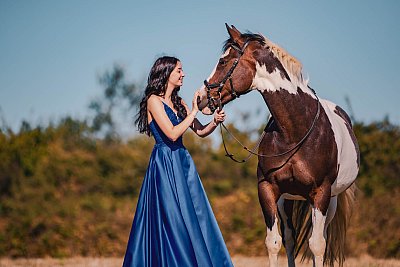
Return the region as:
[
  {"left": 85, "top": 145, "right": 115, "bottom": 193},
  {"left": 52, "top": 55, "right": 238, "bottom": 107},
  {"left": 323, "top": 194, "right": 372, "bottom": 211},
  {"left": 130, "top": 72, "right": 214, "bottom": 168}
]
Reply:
[{"left": 1, "top": 1, "right": 399, "bottom": 136}]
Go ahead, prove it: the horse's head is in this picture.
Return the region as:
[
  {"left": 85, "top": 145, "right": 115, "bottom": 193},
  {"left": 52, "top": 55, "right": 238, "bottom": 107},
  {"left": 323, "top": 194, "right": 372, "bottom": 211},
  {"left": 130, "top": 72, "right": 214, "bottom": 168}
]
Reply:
[
  {"left": 198, "top": 24, "right": 307, "bottom": 115},
  {"left": 198, "top": 24, "right": 261, "bottom": 115}
]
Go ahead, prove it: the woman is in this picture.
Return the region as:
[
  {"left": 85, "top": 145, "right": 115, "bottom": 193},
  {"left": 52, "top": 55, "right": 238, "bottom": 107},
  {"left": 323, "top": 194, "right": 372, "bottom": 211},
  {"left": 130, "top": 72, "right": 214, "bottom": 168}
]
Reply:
[{"left": 122, "top": 56, "right": 233, "bottom": 267}]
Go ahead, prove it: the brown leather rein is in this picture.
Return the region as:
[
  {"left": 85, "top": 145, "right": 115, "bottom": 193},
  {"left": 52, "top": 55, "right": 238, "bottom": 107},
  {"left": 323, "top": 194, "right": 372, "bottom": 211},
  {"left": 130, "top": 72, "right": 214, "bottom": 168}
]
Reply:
[{"left": 219, "top": 87, "right": 320, "bottom": 163}]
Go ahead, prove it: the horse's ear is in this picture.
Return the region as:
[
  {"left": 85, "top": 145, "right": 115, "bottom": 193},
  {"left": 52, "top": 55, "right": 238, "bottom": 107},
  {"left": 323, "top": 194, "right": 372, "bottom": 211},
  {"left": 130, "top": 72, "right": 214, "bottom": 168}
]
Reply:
[
  {"left": 225, "top": 23, "right": 242, "bottom": 44},
  {"left": 231, "top": 25, "right": 241, "bottom": 34}
]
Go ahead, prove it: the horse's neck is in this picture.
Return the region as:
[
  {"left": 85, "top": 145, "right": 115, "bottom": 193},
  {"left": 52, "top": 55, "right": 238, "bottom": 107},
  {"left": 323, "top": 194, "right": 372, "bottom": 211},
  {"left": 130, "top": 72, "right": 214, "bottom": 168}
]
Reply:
[
  {"left": 250, "top": 55, "right": 318, "bottom": 140},
  {"left": 258, "top": 84, "right": 318, "bottom": 141}
]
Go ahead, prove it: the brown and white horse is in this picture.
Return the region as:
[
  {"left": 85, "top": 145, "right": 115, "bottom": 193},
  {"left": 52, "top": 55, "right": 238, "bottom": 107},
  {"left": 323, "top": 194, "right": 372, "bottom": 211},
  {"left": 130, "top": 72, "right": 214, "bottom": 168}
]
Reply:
[{"left": 198, "top": 24, "right": 360, "bottom": 267}]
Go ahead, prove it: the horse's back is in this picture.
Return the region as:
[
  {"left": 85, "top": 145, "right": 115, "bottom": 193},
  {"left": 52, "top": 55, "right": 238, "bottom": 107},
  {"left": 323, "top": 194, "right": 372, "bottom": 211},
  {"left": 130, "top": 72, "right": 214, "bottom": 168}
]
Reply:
[{"left": 320, "top": 99, "right": 360, "bottom": 195}]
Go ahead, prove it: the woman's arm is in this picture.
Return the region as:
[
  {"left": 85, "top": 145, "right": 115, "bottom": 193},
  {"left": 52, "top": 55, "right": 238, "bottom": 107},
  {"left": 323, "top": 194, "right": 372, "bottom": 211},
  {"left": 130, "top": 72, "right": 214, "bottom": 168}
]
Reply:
[
  {"left": 182, "top": 100, "right": 226, "bottom": 138},
  {"left": 148, "top": 95, "right": 198, "bottom": 141}
]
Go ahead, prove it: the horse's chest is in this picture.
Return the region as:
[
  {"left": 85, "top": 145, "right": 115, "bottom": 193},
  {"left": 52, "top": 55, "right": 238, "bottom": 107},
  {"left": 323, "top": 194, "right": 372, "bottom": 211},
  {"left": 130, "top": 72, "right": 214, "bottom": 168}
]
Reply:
[
  {"left": 259, "top": 145, "right": 337, "bottom": 189},
  {"left": 260, "top": 161, "right": 315, "bottom": 197},
  {"left": 262, "top": 159, "right": 316, "bottom": 183}
]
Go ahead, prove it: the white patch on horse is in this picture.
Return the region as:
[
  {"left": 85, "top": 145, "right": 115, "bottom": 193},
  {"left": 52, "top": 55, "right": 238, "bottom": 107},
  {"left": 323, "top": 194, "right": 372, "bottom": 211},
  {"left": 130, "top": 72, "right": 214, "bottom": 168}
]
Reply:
[
  {"left": 320, "top": 99, "right": 359, "bottom": 195},
  {"left": 198, "top": 48, "right": 232, "bottom": 99},
  {"left": 251, "top": 62, "right": 315, "bottom": 98},
  {"left": 265, "top": 214, "right": 282, "bottom": 267},
  {"left": 221, "top": 47, "right": 231, "bottom": 58},
  {"left": 309, "top": 208, "right": 327, "bottom": 266},
  {"left": 198, "top": 62, "right": 217, "bottom": 100}
]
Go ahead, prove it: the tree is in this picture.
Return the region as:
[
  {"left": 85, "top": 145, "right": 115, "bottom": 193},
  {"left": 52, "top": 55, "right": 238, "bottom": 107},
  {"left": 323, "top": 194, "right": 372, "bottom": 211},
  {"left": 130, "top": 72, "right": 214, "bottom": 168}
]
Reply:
[{"left": 89, "top": 65, "right": 142, "bottom": 140}]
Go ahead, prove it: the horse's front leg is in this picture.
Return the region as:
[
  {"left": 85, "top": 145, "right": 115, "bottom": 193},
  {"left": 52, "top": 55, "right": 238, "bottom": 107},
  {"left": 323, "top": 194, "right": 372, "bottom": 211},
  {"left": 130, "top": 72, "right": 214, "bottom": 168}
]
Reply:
[
  {"left": 277, "top": 197, "right": 296, "bottom": 267},
  {"left": 309, "top": 182, "right": 331, "bottom": 267},
  {"left": 258, "top": 171, "right": 281, "bottom": 266}
]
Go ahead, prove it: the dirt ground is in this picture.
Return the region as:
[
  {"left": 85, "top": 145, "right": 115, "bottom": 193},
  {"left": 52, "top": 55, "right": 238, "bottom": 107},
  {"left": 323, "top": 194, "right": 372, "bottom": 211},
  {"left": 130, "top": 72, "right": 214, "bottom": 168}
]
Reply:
[{"left": 1, "top": 255, "right": 400, "bottom": 267}]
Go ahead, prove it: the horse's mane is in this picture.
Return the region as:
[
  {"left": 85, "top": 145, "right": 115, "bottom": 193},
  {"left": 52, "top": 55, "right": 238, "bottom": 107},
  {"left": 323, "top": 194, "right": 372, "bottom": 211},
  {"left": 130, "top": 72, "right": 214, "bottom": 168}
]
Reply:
[
  {"left": 224, "top": 32, "right": 305, "bottom": 84},
  {"left": 223, "top": 32, "right": 266, "bottom": 52},
  {"left": 263, "top": 35, "right": 304, "bottom": 83}
]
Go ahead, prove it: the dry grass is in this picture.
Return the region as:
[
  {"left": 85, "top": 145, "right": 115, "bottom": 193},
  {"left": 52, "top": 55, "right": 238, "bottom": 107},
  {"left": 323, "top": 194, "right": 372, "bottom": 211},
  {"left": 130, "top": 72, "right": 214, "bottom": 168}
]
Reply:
[{"left": 1, "top": 255, "right": 400, "bottom": 267}]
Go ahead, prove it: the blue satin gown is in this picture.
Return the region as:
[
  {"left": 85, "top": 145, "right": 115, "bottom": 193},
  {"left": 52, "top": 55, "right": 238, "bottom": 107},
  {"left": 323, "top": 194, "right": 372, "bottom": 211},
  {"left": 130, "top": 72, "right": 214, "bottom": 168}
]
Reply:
[{"left": 122, "top": 102, "right": 233, "bottom": 267}]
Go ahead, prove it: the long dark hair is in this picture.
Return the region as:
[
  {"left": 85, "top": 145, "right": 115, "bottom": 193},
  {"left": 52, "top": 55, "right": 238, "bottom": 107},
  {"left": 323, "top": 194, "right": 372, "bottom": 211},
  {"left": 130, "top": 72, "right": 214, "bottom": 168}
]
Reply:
[{"left": 136, "top": 56, "right": 187, "bottom": 135}]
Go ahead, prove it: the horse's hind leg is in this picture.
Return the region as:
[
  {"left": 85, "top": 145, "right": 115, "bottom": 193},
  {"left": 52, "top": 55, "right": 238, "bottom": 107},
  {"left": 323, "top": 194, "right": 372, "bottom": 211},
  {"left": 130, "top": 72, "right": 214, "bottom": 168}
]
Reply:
[
  {"left": 278, "top": 198, "right": 296, "bottom": 267},
  {"left": 258, "top": 179, "right": 281, "bottom": 267},
  {"left": 324, "top": 195, "right": 337, "bottom": 236}
]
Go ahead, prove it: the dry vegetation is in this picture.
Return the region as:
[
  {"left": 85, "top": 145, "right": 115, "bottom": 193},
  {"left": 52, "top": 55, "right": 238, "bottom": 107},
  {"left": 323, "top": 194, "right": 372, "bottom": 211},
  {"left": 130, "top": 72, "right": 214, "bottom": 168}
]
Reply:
[{"left": 0, "top": 110, "right": 399, "bottom": 263}]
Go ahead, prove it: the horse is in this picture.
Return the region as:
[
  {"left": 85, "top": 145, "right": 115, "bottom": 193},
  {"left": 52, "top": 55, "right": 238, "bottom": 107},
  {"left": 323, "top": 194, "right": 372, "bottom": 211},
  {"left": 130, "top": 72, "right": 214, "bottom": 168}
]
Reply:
[{"left": 197, "top": 24, "right": 360, "bottom": 267}]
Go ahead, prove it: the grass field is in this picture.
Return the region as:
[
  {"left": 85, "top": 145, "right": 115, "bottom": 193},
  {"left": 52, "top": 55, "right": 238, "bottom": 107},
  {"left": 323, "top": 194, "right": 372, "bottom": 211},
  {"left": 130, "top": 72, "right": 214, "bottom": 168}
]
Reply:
[{"left": 1, "top": 255, "right": 400, "bottom": 267}]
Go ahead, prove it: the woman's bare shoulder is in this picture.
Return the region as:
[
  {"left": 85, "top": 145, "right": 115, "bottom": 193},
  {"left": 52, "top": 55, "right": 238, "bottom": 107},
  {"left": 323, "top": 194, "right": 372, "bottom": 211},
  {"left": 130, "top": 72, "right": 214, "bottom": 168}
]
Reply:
[
  {"left": 148, "top": 94, "right": 161, "bottom": 102},
  {"left": 147, "top": 95, "right": 163, "bottom": 108}
]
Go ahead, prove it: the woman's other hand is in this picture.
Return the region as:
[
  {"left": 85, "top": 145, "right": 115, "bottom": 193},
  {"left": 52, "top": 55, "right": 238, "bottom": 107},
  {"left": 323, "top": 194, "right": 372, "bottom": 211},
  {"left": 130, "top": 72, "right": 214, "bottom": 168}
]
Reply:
[{"left": 213, "top": 108, "right": 226, "bottom": 125}]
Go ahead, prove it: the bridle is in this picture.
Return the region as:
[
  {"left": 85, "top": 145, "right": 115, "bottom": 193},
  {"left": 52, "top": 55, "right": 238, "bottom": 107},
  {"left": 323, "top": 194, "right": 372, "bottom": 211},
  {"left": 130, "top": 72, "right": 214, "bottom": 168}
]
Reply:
[{"left": 203, "top": 41, "right": 250, "bottom": 113}]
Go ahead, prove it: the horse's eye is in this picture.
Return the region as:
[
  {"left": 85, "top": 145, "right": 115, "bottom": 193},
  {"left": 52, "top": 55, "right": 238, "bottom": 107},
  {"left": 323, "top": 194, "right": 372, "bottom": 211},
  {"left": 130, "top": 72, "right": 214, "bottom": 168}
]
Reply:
[{"left": 219, "top": 58, "right": 226, "bottom": 65}]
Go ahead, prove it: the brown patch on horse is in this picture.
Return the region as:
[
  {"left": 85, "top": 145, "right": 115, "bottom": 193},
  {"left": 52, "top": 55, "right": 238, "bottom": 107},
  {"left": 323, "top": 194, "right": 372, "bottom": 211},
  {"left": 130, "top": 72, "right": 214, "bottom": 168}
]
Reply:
[
  {"left": 334, "top": 105, "right": 352, "bottom": 127},
  {"left": 258, "top": 88, "right": 338, "bottom": 213},
  {"left": 253, "top": 44, "right": 291, "bottom": 81}
]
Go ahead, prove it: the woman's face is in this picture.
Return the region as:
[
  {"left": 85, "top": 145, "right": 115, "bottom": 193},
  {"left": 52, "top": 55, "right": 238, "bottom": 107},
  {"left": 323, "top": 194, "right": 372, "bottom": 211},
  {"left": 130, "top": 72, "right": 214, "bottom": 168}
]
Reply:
[{"left": 168, "top": 61, "right": 185, "bottom": 89}]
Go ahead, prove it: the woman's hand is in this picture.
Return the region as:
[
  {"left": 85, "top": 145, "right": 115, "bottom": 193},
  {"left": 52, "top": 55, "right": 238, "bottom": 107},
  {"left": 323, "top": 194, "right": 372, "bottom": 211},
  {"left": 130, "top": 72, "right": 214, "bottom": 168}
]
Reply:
[
  {"left": 189, "top": 105, "right": 226, "bottom": 137},
  {"left": 192, "top": 91, "right": 200, "bottom": 113},
  {"left": 213, "top": 108, "right": 226, "bottom": 125}
]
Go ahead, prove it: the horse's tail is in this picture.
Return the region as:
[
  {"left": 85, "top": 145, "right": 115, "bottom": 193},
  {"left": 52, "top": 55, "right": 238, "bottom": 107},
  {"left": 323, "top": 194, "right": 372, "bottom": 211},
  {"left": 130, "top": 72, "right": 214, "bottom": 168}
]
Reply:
[
  {"left": 293, "top": 200, "right": 312, "bottom": 262},
  {"left": 293, "top": 183, "right": 357, "bottom": 267}
]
